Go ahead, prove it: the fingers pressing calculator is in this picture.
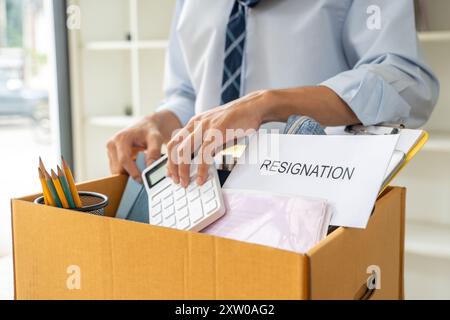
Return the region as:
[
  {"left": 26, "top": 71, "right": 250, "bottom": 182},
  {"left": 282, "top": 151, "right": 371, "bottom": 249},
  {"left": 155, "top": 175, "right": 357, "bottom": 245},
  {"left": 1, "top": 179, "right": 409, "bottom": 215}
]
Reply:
[{"left": 142, "top": 155, "right": 226, "bottom": 232}]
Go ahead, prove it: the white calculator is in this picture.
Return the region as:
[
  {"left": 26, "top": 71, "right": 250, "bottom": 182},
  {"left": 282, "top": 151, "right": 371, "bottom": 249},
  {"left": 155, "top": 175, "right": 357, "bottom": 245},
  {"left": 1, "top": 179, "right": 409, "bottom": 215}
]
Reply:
[{"left": 142, "top": 155, "right": 226, "bottom": 232}]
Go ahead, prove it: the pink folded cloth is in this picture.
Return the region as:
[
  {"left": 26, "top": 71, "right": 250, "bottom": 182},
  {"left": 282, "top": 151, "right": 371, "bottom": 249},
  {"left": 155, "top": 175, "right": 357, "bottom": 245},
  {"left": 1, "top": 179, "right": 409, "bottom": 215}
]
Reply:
[{"left": 203, "top": 189, "right": 333, "bottom": 254}]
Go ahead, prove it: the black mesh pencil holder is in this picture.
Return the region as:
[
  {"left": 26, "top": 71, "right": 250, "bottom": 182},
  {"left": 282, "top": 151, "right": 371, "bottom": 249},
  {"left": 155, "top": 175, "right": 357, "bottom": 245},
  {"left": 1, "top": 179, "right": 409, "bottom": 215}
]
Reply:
[{"left": 34, "top": 191, "right": 109, "bottom": 216}]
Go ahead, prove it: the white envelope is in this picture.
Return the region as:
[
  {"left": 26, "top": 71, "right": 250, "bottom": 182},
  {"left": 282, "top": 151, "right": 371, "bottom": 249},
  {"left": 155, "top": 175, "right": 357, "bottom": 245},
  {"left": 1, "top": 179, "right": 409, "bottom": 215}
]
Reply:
[{"left": 203, "top": 189, "right": 332, "bottom": 254}]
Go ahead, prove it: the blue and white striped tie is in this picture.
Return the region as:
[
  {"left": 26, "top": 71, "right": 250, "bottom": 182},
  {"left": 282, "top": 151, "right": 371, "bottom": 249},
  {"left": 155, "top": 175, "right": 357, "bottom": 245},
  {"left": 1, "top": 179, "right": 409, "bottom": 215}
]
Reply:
[{"left": 221, "top": 0, "right": 260, "bottom": 105}]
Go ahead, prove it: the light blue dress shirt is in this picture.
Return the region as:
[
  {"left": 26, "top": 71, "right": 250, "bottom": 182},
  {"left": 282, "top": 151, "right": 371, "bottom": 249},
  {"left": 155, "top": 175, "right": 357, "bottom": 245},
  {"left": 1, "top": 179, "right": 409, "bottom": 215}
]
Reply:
[{"left": 157, "top": 0, "right": 439, "bottom": 129}]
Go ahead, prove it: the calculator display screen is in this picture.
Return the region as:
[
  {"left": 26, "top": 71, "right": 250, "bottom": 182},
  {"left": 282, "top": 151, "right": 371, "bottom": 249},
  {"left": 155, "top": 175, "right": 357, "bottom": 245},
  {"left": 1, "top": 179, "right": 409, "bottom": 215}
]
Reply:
[{"left": 146, "top": 158, "right": 167, "bottom": 188}]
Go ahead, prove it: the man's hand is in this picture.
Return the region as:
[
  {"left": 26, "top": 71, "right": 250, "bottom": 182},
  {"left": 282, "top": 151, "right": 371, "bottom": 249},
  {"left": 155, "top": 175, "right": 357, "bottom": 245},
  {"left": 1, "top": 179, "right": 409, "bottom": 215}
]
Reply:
[
  {"left": 107, "top": 111, "right": 181, "bottom": 183},
  {"left": 166, "top": 91, "right": 269, "bottom": 188}
]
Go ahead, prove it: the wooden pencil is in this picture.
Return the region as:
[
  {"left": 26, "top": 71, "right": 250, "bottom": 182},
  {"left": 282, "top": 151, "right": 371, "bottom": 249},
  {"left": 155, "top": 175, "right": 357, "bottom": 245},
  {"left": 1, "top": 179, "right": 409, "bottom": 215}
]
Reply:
[
  {"left": 42, "top": 164, "right": 63, "bottom": 208},
  {"left": 58, "top": 166, "right": 76, "bottom": 209},
  {"left": 61, "top": 156, "right": 83, "bottom": 208},
  {"left": 38, "top": 168, "right": 50, "bottom": 206},
  {"left": 51, "top": 170, "right": 70, "bottom": 209},
  {"left": 39, "top": 157, "right": 46, "bottom": 173}
]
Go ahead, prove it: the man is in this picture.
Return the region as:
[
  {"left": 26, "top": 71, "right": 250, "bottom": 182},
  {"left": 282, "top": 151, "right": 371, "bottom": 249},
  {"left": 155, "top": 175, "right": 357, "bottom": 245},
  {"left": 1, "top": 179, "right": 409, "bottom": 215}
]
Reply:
[{"left": 107, "top": 0, "right": 439, "bottom": 188}]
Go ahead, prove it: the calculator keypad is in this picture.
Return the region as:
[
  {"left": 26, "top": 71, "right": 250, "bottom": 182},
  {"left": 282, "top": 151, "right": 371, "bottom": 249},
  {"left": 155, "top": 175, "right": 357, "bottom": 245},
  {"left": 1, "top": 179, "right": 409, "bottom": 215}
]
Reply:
[{"left": 149, "top": 174, "right": 221, "bottom": 230}]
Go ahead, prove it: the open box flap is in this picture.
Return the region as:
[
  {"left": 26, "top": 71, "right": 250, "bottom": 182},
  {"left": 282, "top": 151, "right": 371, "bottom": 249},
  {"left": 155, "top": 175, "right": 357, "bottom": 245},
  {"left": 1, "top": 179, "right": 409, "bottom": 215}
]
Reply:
[{"left": 306, "top": 187, "right": 406, "bottom": 300}]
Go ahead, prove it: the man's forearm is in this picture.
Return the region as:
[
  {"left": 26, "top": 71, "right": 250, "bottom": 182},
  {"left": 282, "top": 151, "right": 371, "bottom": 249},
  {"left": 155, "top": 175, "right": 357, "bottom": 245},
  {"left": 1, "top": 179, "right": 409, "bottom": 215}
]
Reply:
[
  {"left": 260, "top": 86, "right": 360, "bottom": 127},
  {"left": 153, "top": 86, "right": 360, "bottom": 143}
]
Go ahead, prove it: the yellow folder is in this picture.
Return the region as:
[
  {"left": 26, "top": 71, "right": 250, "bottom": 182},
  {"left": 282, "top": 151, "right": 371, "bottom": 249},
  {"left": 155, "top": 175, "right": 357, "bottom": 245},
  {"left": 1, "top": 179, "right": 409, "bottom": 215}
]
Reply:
[{"left": 381, "top": 130, "right": 429, "bottom": 193}]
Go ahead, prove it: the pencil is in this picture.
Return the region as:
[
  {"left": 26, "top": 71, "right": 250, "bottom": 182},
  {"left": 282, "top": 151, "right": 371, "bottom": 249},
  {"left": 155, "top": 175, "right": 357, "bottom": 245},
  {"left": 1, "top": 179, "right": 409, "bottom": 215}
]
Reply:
[
  {"left": 38, "top": 168, "right": 49, "bottom": 205},
  {"left": 62, "top": 156, "right": 83, "bottom": 208},
  {"left": 39, "top": 157, "right": 46, "bottom": 174},
  {"left": 58, "top": 166, "right": 76, "bottom": 209},
  {"left": 38, "top": 168, "right": 54, "bottom": 206},
  {"left": 51, "top": 170, "right": 70, "bottom": 209},
  {"left": 43, "top": 166, "right": 63, "bottom": 208},
  {"left": 39, "top": 157, "right": 53, "bottom": 205}
]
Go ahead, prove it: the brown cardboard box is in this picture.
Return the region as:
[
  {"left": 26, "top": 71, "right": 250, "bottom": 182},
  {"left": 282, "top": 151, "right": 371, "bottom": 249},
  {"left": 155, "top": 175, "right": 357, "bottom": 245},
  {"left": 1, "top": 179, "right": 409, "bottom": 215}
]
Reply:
[{"left": 11, "top": 175, "right": 405, "bottom": 300}]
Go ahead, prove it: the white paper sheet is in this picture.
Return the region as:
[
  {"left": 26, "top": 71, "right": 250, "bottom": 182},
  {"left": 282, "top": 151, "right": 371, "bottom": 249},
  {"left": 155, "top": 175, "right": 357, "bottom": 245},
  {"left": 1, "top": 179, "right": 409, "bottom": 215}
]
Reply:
[
  {"left": 325, "top": 126, "right": 424, "bottom": 181},
  {"left": 224, "top": 133, "right": 399, "bottom": 229}
]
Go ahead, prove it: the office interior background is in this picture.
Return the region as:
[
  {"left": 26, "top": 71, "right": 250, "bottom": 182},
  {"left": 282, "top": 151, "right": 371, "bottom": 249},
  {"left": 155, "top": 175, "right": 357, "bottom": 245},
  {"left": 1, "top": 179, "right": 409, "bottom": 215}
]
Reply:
[{"left": 0, "top": 0, "right": 449, "bottom": 300}]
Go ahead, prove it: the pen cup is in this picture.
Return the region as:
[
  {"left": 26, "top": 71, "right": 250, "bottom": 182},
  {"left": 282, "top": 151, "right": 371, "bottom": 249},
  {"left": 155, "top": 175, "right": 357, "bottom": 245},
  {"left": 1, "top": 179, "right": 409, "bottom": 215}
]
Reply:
[{"left": 34, "top": 191, "right": 109, "bottom": 216}]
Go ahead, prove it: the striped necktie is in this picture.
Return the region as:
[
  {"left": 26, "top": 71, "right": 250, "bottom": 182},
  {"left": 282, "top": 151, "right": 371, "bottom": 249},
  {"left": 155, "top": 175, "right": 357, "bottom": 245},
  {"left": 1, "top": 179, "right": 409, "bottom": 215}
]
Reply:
[{"left": 221, "top": 0, "right": 261, "bottom": 105}]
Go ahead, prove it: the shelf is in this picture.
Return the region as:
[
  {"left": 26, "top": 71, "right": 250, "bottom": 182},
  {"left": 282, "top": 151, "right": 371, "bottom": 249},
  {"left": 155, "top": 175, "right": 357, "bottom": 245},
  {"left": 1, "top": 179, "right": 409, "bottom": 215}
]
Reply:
[
  {"left": 87, "top": 116, "right": 138, "bottom": 128},
  {"left": 70, "top": 0, "right": 173, "bottom": 181},
  {"left": 418, "top": 31, "right": 450, "bottom": 43},
  {"left": 422, "top": 133, "right": 450, "bottom": 153},
  {"left": 84, "top": 40, "right": 168, "bottom": 51},
  {"left": 84, "top": 41, "right": 133, "bottom": 51},
  {"left": 137, "top": 40, "right": 169, "bottom": 50},
  {"left": 406, "top": 221, "right": 450, "bottom": 260}
]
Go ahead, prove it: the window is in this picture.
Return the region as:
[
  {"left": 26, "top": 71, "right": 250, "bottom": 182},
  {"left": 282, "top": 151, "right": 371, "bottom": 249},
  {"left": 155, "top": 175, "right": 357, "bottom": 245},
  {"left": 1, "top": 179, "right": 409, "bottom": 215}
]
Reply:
[{"left": 0, "top": 0, "right": 63, "bottom": 299}]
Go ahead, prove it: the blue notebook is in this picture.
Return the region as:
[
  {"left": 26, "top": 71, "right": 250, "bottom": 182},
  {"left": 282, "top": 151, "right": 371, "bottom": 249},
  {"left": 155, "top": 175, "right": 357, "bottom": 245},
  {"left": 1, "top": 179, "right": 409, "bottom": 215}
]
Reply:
[{"left": 116, "top": 153, "right": 149, "bottom": 223}]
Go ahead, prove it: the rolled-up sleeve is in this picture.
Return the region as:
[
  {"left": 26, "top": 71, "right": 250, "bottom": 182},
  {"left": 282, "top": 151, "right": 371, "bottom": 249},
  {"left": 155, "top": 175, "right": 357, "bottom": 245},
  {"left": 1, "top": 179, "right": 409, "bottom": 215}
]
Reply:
[
  {"left": 156, "top": 0, "right": 196, "bottom": 126},
  {"left": 321, "top": 0, "right": 439, "bottom": 128}
]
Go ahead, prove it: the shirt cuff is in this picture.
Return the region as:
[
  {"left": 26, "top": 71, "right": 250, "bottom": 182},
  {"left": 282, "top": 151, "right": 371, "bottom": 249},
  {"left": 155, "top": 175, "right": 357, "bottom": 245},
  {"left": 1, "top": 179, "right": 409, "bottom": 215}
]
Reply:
[
  {"left": 156, "top": 93, "right": 196, "bottom": 127},
  {"left": 321, "top": 68, "right": 411, "bottom": 126}
]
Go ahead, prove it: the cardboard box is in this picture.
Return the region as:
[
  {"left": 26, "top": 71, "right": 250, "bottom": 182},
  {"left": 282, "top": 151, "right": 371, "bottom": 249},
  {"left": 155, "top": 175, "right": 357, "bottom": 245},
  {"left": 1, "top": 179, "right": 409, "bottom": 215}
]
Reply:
[{"left": 11, "top": 175, "right": 405, "bottom": 300}]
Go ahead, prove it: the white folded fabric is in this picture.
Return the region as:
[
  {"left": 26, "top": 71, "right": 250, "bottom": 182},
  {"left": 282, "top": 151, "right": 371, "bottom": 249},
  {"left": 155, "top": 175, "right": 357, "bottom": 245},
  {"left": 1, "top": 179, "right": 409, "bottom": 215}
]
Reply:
[{"left": 203, "top": 189, "right": 333, "bottom": 254}]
